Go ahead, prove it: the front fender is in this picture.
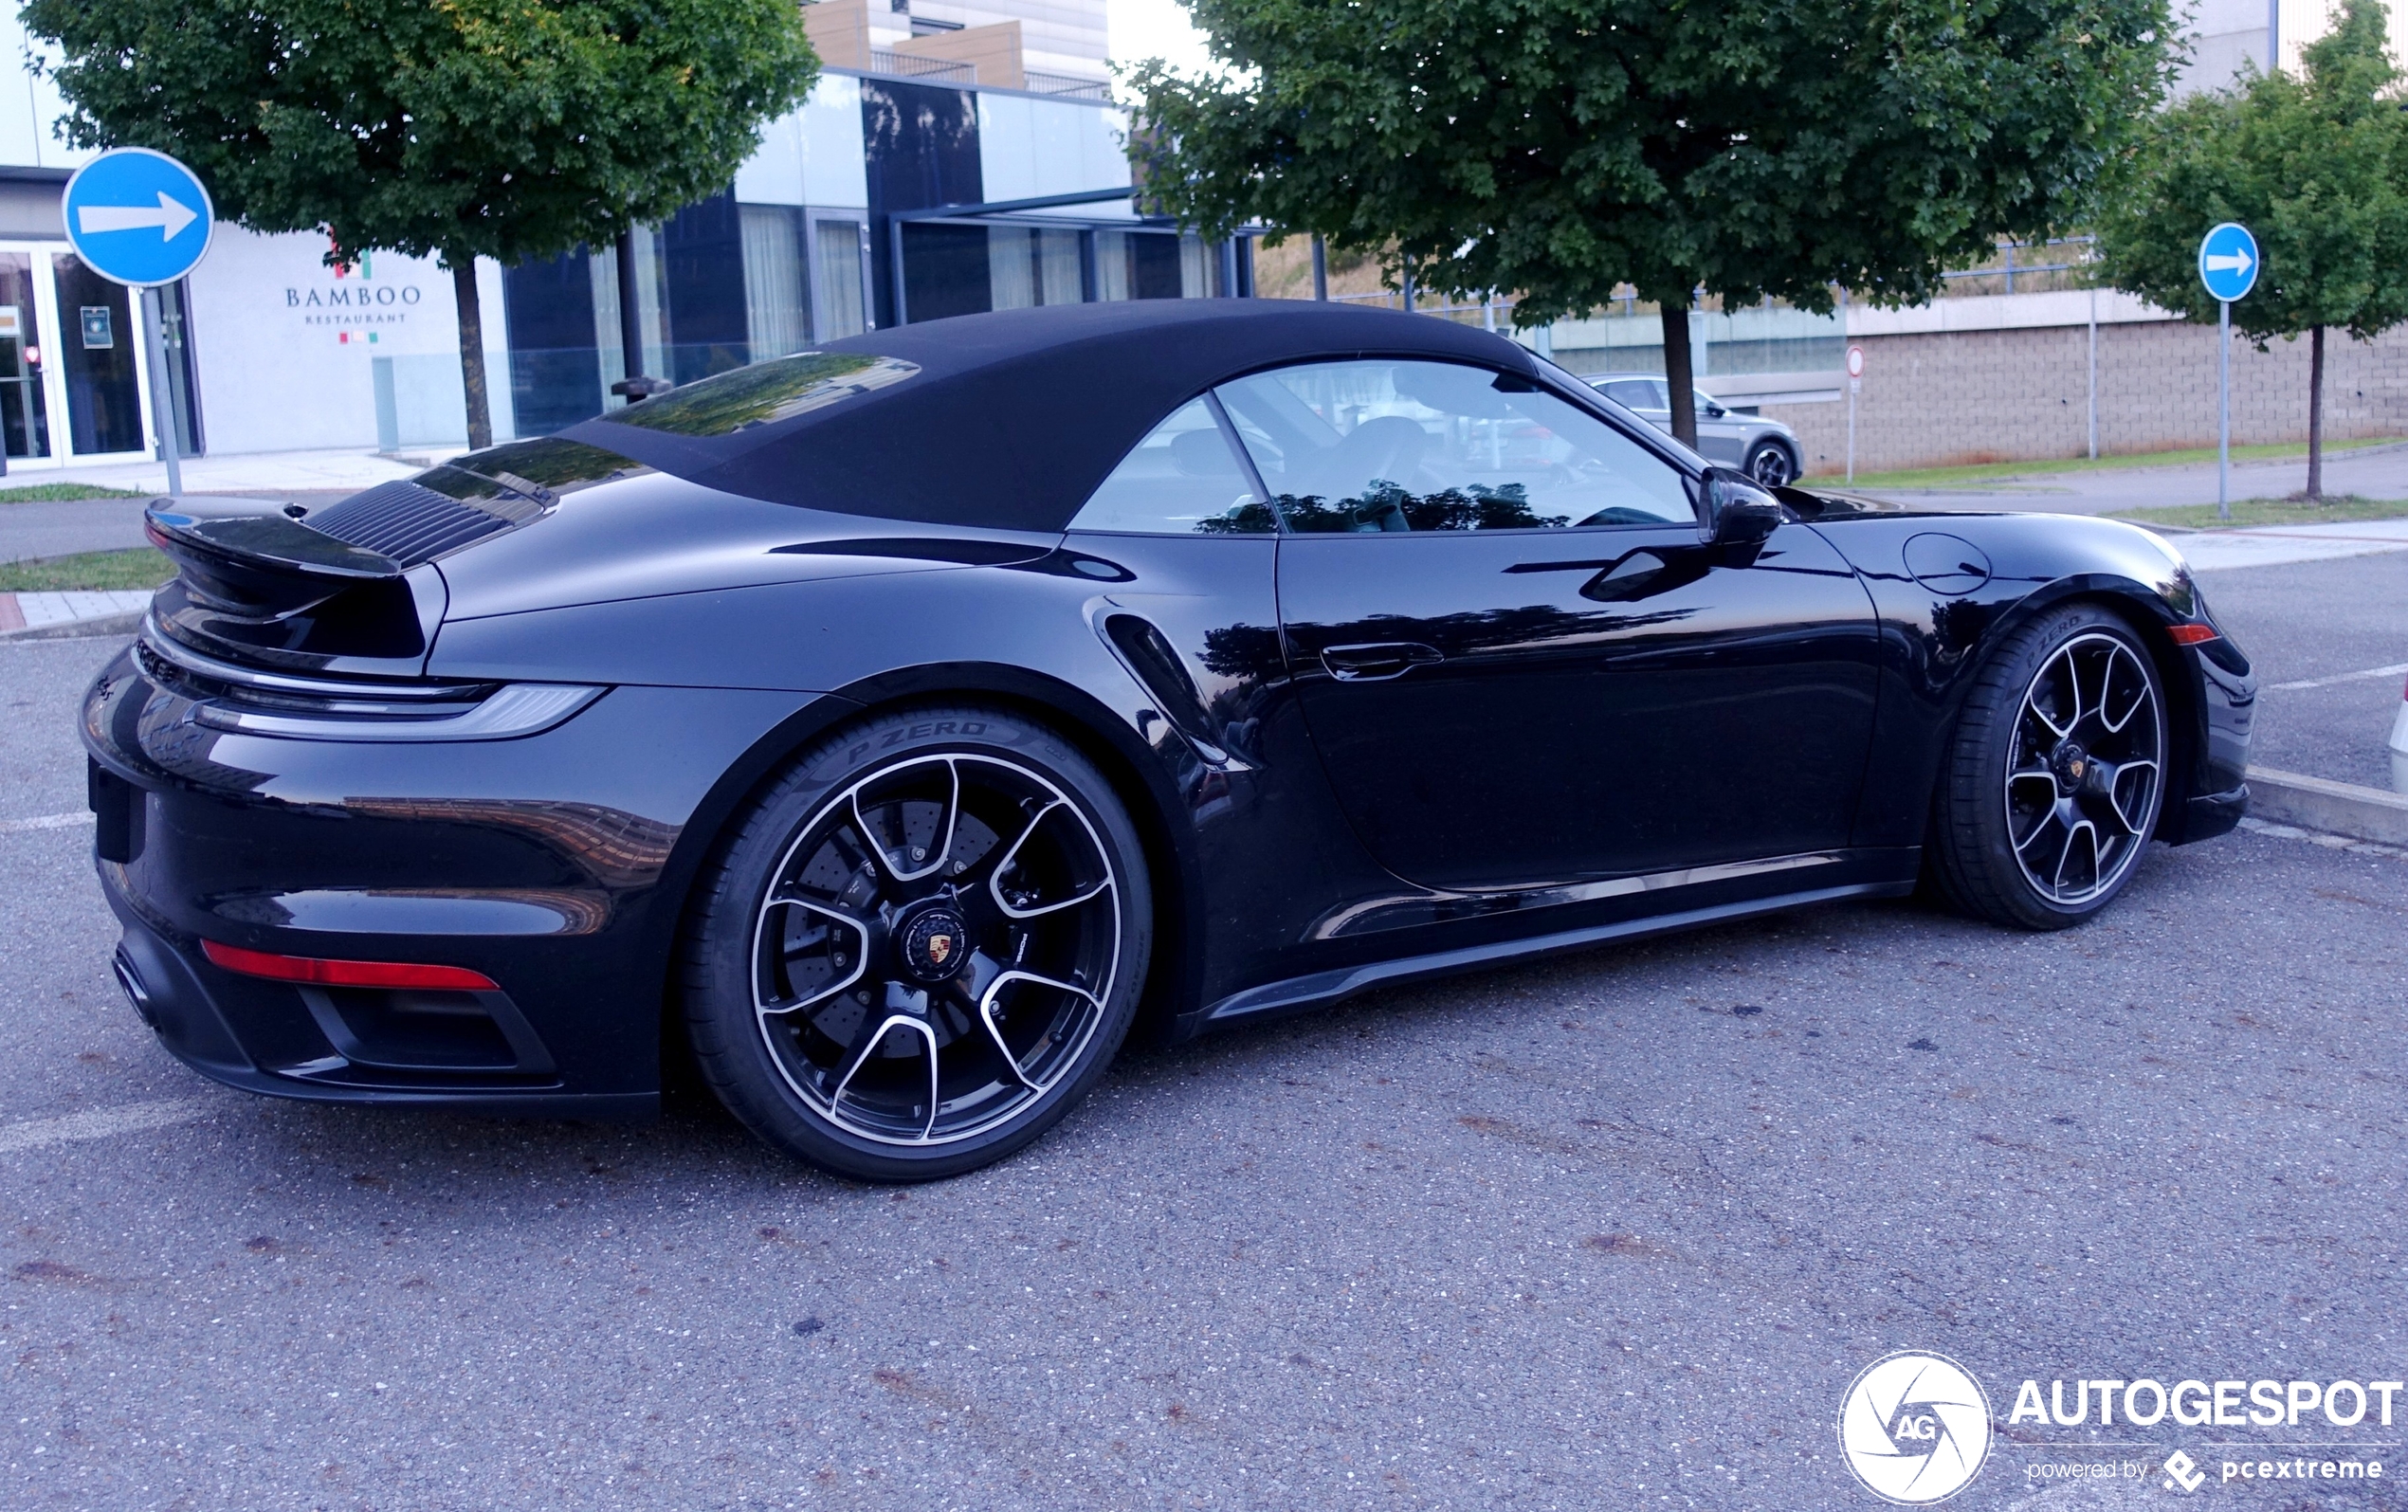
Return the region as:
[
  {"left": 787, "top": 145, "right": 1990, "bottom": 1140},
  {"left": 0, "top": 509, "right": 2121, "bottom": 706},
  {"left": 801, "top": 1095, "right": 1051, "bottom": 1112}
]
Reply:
[{"left": 1808, "top": 513, "right": 2253, "bottom": 850}]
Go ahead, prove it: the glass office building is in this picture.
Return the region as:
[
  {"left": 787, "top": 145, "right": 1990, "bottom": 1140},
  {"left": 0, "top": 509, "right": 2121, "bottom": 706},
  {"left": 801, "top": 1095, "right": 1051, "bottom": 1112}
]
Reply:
[{"left": 500, "top": 68, "right": 1244, "bottom": 439}]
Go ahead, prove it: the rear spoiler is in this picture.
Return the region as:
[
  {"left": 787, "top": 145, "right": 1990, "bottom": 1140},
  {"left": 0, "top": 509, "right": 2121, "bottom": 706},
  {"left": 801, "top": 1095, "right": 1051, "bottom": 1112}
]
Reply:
[
  {"left": 142, "top": 498, "right": 435, "bottom": 667},
  {"left": 145, "top": 499, "right": 400, "bottom": 618}
]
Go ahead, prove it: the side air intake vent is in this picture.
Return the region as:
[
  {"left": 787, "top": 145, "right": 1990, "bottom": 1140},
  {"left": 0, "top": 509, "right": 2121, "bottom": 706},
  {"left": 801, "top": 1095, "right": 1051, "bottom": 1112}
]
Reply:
[{"left": 304, "top": 481, "right": 543, "bottom": 567}]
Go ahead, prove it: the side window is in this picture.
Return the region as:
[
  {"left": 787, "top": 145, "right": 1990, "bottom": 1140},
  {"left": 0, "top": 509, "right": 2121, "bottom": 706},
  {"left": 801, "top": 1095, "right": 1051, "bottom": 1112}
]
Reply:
[
  {"left": 1600, "top": 379, "right": 1660, "bottom": 411},
  {"left": 1213, "top": 360, "right": 1695, "bottom": 533},
  {"left": 1068, "top": 397, "right": 1273, "bottom": 535}
]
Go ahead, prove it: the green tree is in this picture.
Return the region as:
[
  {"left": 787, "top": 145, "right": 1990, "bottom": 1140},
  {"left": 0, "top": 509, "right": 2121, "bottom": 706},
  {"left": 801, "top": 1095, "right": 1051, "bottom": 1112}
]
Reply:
[
  {"left": 1133, "top": 0, "right": 2172, "bottom": 447},
  {"left": 2095, "top": 0, "right": 2408, "bottom": 498},
  {"left": 27, "top": 0, "right": 818, "bottom": 449}
]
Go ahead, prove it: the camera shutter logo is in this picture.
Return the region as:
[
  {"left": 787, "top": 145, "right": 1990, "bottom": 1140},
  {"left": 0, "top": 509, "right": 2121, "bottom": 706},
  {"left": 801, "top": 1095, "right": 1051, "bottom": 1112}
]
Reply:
[{"left": 1838, "top": 1351, "right": 1993, "bottom": 1503}]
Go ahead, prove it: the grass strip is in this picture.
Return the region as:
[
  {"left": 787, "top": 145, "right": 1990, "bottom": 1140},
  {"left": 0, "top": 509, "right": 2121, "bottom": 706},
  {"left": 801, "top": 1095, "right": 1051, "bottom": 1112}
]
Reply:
[
  {"left": 0, "top": 548, "right": 175, "bottom": 592},
  {"left": 0, "top": 483, "right": 151, "bottom": 503},
  {"left": 2106, "top": 496, "right": 2408, "bottom": 530},
  {"left": 1816, "top": 435, "right": 2405, "bottom": 492}
]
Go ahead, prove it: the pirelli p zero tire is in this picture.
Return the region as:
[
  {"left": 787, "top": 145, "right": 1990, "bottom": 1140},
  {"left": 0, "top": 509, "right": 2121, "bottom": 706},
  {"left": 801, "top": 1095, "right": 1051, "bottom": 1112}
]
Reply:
[
  {"left": 1927, "top": 605, "right": 2169, "bottom": 931},
  {"left": 682, "top": 705, "right": 1152, "bottom": 1182}
]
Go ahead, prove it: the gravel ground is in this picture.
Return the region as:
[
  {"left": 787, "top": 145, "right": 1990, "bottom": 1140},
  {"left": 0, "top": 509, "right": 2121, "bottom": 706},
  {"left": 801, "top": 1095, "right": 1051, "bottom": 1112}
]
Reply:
[{"left": 4, "top": 601, "right": 2403, "bottom": 1511}]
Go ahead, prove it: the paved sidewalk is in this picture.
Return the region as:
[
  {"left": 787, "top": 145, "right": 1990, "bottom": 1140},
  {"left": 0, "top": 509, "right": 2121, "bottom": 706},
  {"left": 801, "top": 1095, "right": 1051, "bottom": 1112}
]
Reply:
[
  {"left": 32, "top": 446, "right": 447, "bottom": 498},
  {"left": 1854, "top": 439, "right": 2408, "bottom": 515},
  {"left": 2148, "top": 517, "right": 2408, "bottom": 573},
  {"left": 0, "top": 590, "right": 152, "bottom": 634}
]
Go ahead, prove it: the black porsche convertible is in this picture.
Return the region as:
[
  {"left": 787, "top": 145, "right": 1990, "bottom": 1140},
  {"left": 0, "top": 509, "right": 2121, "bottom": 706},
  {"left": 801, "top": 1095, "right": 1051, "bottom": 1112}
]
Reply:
[{"left": 84, "top": 301, "right": 2253, "bottom": 1180}]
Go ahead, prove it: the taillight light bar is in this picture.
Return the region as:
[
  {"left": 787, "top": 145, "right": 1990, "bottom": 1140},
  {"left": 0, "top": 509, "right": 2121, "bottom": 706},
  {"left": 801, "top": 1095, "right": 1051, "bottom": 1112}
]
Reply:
[{"left": 200, "top": 938, "right": 498, "bottom": 991}]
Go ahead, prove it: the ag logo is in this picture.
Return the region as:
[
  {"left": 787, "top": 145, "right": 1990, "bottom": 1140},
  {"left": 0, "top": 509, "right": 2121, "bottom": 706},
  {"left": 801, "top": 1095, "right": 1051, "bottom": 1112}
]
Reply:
[{"left": 1838, "top": 1351, "right": 1993, "bottom": 1503}]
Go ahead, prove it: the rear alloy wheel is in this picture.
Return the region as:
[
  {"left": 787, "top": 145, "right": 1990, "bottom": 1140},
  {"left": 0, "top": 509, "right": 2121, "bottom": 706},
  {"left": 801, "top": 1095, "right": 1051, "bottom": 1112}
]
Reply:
[
  {"left": 683, "top": 708, "right": 1150, "bottom": 1180},
  {"left": 1928, "top": 608, "right": 2167, "bottom": 929},
  {"left": 1745, "top": 441, "right": 1797, "bottom": 488}
]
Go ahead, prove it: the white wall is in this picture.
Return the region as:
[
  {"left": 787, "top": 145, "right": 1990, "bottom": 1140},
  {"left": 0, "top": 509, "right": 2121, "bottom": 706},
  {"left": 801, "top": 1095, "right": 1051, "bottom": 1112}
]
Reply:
[
  {"left": 0, "top": 13, "right": 89, "bottom": 171},
  {"left": 734, "top": 76, "right": 870, "bottom": 209},
  {"left": 976, "top": 95, "right": 1130, "bottom": 203},
  {"left": 184, "top": 227, "right": 510, "bottom": 453}
]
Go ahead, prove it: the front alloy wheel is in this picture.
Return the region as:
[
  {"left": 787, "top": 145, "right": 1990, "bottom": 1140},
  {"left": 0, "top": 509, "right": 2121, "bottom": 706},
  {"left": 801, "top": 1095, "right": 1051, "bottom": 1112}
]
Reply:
[
  {"left": 1927, "top": 608, "right": 2168, "bottom": 929},
  {"left": 684, "top": 708, "right": 1150, "bottom": 1180},
  {"left": 2002, "top": 633, "right": 2162, "bottom": 906}
]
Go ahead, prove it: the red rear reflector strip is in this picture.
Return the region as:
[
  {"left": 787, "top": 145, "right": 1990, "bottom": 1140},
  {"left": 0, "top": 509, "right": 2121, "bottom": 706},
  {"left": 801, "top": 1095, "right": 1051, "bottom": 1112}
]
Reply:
[
  {"left": 2165, "top": 623, "right": 2219, "bottom": 645},
  {"left": 200, "top": 938, "right": 498, "bottom": 991}
]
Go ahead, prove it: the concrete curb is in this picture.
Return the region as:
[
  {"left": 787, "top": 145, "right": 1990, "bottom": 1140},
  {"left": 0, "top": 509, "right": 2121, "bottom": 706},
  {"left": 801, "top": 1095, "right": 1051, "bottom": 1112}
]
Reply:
[
  {"left": 2244, "top": 766, "right": 2408, "bottom": 847},
  {"left": 0, "top": 610, "right": 143, "bottom": 643}
]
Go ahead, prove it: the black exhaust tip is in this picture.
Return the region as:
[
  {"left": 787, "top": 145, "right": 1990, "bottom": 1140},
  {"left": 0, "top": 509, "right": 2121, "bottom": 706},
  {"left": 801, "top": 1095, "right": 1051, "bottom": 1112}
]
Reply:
[{"left": 111, "top": 948, "right": 157, "bottom": 1027}]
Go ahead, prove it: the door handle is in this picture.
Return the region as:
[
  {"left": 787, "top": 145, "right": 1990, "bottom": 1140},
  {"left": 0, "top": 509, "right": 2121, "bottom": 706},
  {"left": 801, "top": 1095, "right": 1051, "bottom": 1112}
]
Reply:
[{"left": 1320, "top": 642, "right": 1443, "bottom": 682}]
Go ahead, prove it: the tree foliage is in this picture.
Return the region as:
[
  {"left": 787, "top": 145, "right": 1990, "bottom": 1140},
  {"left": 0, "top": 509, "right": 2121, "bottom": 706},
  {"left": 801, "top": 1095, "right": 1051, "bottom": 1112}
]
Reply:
[
  {"left": 2096, "top": 0, "right": 2408, "bottom": 340},
  {"left": 27, "top": 0, "right": 818, "bottom": 444},
  {"left": 29, "top": 0, "right": 816, "bottom": 266},
  {"left": 2095, "top": 0, "right": 2408, "bottom": 496},
  {"left": 1132, "top": 0, "right": 2175, "bottom": 325}
]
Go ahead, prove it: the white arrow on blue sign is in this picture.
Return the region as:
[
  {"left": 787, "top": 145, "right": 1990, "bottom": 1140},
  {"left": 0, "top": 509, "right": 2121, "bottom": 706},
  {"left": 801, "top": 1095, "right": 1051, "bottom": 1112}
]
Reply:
[
  {"left": 2197, "top": 221, "right": 2259, "bottom": 303},
  {"left": 62, "top": 147, "right": 214, "bottom": 287}
]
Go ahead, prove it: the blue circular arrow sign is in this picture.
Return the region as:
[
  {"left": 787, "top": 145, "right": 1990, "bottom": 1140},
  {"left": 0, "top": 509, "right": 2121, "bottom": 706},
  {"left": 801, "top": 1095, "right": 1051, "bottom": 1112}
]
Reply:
[
  {"left": 2198, "top": 221, "right": 2259, "bottom": 303},
  {"left": 62, "top": 147, "right": 214, "bottom": 287}
]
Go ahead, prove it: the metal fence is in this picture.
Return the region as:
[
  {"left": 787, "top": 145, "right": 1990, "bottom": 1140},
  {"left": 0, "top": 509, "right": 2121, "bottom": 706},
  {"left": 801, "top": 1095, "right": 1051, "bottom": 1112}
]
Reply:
[
  {"left": 867, "top": 49, "right": 977, "bottom": 85},
  {"left": 1024, "top": 70, "right": 1112, "bottom": 100}
]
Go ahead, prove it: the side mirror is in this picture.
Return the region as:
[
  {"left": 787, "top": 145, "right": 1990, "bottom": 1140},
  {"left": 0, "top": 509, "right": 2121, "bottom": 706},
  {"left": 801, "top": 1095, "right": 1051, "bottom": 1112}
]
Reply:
[
  {"left": 1701, "top": 401, "right": 1726, "bottom": 419},
  {"left": 1699, "top": 467, "right": 1788, "bottom": 549}
]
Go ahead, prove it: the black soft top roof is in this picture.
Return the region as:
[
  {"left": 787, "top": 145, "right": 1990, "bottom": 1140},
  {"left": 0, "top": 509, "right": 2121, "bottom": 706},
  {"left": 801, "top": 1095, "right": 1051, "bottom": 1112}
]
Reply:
[{"left": 556, "top": 300, "right": 1542, "bottom": 534}]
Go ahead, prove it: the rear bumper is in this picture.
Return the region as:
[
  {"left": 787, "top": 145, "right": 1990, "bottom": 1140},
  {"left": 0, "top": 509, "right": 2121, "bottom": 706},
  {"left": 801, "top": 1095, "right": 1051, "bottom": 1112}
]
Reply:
[
  {"left": 82, "top": 643, "right": 830, "bottom": 1111},
  {"left": 106, "top": 897, "right": 655, "bottom": 1119}
]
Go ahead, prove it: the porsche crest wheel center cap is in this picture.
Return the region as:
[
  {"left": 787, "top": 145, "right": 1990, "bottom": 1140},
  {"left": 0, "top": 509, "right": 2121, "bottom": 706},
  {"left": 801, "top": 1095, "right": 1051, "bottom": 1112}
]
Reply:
[{"left": 898, "top": 907, "right": 970, "bottom": 984}]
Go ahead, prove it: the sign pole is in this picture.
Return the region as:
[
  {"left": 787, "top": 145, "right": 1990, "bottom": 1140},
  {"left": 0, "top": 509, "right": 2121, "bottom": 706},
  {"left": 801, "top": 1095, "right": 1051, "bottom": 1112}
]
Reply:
[
  {"left": 2217, "top": 299, "right": 2230, "bottom": 521},
  {"left": 1847, "top": 383, "right": 1856, "bottom": 483},
  {"left": 61, "top": 147, "right": 214, "bottom": 496},
  {"left": 140, "top": 285, "right": 183, "bottom": 498},
  {"left": 2195, "top": 222, "right": 2255, "bottom": 523},
  {"left": 1845, "top": 343, "right": 1865, "bottom": 484}
]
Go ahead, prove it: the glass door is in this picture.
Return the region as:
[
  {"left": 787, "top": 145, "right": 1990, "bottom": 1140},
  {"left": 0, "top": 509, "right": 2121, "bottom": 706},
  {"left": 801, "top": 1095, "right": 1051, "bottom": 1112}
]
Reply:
[
  {"left": 53, "top": 253, "right": 147, "bottom": 457},
  {"left": 808, "top": 215, "right": 869, "bottom": 340},
  {"left": 0, "top": 252, "right": 51, "bottom": 459}
]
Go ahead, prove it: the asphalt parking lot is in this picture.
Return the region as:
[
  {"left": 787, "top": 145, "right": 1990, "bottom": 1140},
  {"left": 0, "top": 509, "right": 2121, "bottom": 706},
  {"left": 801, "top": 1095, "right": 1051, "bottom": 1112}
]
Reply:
[{"left": 4, "top": 548, "right": 2404, "bottom": 1511}]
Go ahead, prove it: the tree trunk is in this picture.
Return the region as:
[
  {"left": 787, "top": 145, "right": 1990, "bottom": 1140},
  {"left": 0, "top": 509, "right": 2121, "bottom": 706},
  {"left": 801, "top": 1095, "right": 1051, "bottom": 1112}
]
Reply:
[
  {"left": 1660, "top": 302, "right": 1698, "bottom": 449},
  {"left": 2306, "top": 323, "right": 2325, "bottom": 501},
  {"left": 452, "top": 260, "right": 493, "bottom": 452}
]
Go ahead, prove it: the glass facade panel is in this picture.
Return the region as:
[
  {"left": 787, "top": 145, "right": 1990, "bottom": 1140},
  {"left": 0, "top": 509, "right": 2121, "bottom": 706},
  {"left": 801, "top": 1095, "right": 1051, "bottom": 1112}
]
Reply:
[
  {"left": 54, "top": 254, "right": 144, "bottom": 455},
  {"left": 988, "top": 227, "right": 1035, "bottom": 311},
  {"left": 985, "top": 227, "right": 1087, "bottom": 311},
  {"left": 813, "top": 219, "right": 867, "bottom": 339},
  {"left": 504, "top": 251, "right": 604, "bottom": 437},
  {"left": 0, "top": 253, "right": 50, "bottom": 458},
  {"left": 741, "top": 206, "right": 810, "bottom": 359},
  {"left": 659, "top": 194, "right": 750, "bottom": 386}
]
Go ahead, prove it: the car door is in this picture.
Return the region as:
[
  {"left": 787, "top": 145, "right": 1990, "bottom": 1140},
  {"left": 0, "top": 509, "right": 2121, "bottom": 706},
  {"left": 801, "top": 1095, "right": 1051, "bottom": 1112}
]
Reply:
[{"left": 1222, "top": 358, "right": 1880, "bottom": 893}]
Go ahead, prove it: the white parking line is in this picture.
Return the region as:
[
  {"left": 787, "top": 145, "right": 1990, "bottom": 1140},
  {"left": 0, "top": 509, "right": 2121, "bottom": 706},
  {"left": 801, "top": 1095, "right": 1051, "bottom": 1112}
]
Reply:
[
  {"left": 2267, "top": 662, "right": 2408, "bottom": 692},
  {"left": 0, "top": 811, "right": 94, "bottom": 833},
  {"left": 0, "top": 1097, "right": 214, "bottom": 1156}
]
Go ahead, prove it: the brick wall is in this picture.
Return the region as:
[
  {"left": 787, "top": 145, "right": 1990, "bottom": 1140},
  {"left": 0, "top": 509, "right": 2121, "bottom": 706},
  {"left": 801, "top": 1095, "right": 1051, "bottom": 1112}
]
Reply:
[{"left": 1764, "top": 319, "right": 2408, "bottom": 476}]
